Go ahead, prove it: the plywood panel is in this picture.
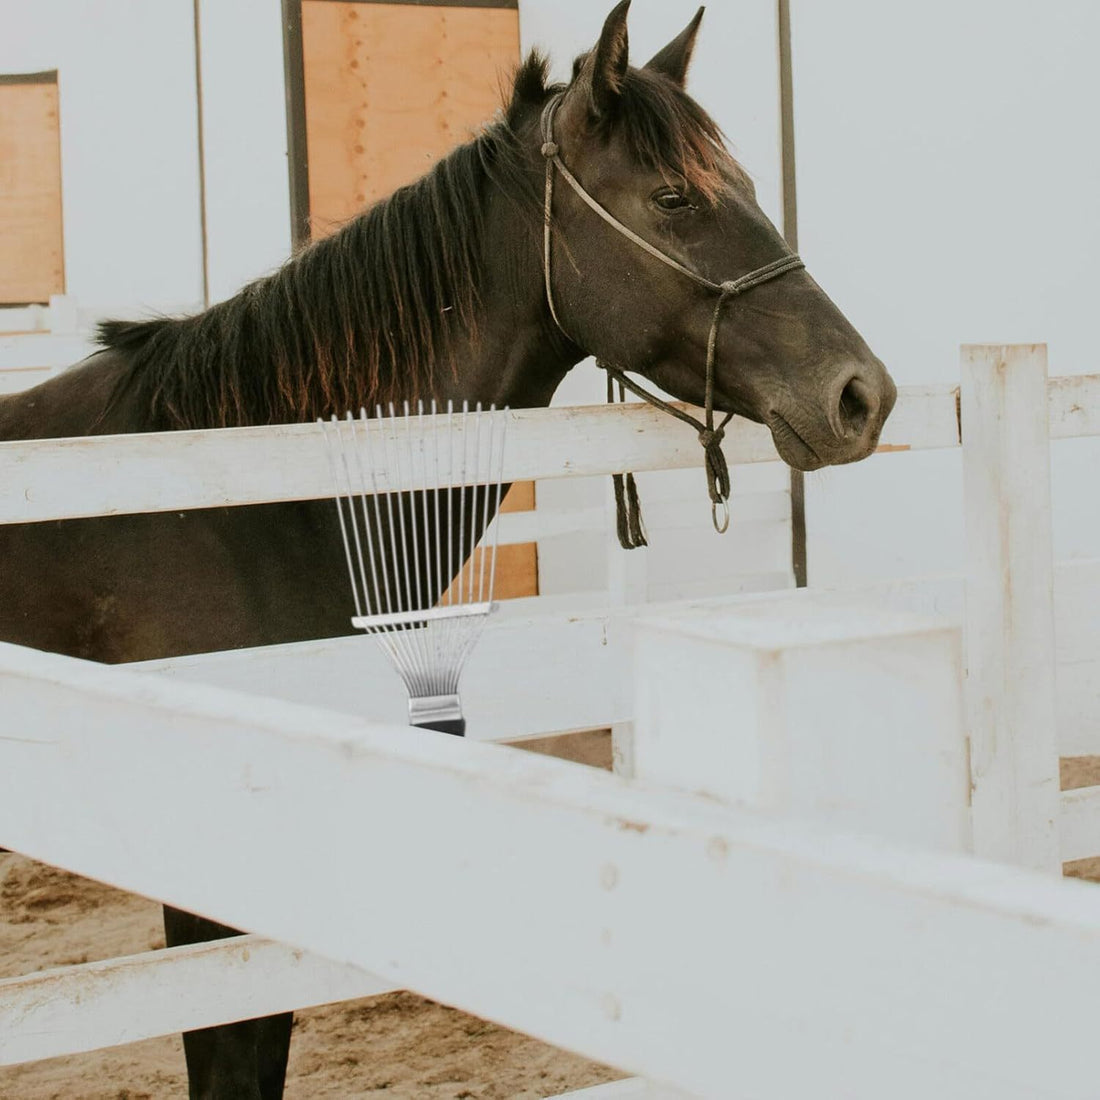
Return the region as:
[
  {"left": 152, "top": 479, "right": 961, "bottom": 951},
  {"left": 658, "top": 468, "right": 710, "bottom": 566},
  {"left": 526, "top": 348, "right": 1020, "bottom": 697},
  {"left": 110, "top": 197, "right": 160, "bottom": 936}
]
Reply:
[
  {"left": 302, "top": 1, "right": 520, "bottom": 231},
  {"left": 501, "top": 480, "right": 534, "bottom": 512},
  {"left": 0, "top": 74, "right": 64, "bottom": 305},
  {"left": 439, "top": 540, "right": 539, "bottom": 605}
]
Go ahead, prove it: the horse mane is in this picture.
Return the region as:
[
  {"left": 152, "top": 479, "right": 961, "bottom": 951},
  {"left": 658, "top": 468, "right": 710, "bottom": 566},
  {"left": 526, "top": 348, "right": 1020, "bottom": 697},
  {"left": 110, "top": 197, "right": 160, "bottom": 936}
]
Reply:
[{"left": 96, "top": 51, "right": 740, "bottom": 430}]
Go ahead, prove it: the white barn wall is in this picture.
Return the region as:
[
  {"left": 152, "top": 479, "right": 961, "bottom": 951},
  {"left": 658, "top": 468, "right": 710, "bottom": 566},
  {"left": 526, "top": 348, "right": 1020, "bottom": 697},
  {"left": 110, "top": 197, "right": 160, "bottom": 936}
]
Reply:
[
  {"left": 0, "top": 0, "right": 204, "bottom": 320},
  {"left": 791, "top": 1, "right": 1100, "bottom": 584},
  {"left": 197, "top": 0, "right": 293, "bottom": 305}
]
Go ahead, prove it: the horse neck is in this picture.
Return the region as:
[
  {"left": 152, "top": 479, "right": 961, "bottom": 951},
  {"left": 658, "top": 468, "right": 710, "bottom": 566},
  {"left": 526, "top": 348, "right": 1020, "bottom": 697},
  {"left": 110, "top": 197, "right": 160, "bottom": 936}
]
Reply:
[{"left": 433, "top": 192, "right": 581, "bottom": 413}]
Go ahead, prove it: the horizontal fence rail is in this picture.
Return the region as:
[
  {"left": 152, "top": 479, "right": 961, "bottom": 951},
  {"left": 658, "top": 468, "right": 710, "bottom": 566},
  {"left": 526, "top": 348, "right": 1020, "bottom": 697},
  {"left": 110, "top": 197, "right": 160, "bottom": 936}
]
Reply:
[
  {"left": 4, "top": 642, "right": 1100, "bottom": 1099},
  {"left": 0, "top": 386, "right": 964, "bottom": 524},
  {"left": 2, "top": 375, "right": 1097, "bottom": 526},
  {"left": 0, "top": 936, "right": 390, "bottom": 1067}
]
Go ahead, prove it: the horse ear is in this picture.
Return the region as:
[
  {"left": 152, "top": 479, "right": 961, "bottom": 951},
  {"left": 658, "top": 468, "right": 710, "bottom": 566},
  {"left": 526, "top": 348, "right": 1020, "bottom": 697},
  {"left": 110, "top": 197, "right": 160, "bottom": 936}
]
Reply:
[
  {"left": 644, "top": 7, "right": 704, "bottom": 87},
  {"left": 576, "top": 0, "right": 632, "bottom": 118}
]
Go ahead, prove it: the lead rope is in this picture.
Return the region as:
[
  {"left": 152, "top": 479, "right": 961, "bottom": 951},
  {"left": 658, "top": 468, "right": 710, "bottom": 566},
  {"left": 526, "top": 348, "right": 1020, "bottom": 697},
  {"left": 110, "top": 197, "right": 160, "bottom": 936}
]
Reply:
[
  {"left": 539, "top": 93, "right": 804, "bottom": 547},
  {"left": 606, "top": 371, "right": 648, "bottom": 548}
]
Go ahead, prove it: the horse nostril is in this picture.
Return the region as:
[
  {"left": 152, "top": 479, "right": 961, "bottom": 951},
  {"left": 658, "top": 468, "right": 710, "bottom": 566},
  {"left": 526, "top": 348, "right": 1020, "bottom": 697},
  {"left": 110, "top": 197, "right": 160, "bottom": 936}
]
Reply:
[{"left": 837, "top": 375, "right": 877, "bottom": 439}]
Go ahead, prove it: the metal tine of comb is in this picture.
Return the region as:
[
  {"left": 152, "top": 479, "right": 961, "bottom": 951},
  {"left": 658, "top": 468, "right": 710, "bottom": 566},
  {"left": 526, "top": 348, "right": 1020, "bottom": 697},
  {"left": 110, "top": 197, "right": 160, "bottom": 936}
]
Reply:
[
  {"left": 354, "top": 409, "right": 405, "bottom": 680},
  {"left": 323, "top": 399, "right": 507, "bottom": 734},
  {"left": 321, "top": 414, "right": 363, "bottom": 621},
  {"left": 477, "top": 404, "right": 494, "bottom": 605},
  {"left": 395, "top": 399, "right": 428, "bottom": 685},
  {"left": 373, "top": 404, "right": 429, "bottom": 693},
  {"left": 489, "top": 406, "right": 508, "bottom": 603}
]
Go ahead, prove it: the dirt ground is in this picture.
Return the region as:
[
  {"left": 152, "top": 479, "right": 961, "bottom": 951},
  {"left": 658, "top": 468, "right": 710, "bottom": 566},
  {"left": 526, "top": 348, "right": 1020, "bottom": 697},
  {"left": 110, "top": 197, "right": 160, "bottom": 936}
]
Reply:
[
  {"left": 0, "top": 731, "right": 620, "bottom": 1100},
  {"left": 3, "top": 746, "right": 1098, "bottom": 1099}
]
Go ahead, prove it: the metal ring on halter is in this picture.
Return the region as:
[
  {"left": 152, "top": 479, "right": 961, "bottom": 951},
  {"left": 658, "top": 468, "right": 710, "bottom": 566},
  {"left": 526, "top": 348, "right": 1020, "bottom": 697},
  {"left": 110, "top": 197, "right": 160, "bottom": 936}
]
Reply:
[{"left": 711, "top": 498, "right": 730, "bottom": 535}]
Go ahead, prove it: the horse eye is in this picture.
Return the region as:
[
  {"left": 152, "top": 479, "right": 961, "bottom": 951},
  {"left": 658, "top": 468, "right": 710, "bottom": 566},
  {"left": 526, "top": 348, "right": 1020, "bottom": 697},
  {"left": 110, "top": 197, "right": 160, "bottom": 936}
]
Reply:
[{"left": 653, "top": 189, "right": 694, "bottom": 212}]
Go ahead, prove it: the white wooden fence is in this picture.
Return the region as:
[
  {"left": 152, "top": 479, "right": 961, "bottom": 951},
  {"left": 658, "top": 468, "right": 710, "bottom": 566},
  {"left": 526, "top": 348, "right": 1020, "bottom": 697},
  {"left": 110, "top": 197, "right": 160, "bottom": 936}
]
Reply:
[{"left": 2, "top": 344, "right": 1100, "bottom": 1098}]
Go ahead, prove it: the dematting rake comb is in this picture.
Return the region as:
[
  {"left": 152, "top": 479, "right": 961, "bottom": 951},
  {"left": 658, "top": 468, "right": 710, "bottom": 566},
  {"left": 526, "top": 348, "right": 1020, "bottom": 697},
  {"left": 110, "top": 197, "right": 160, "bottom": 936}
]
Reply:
[{"left": 321, "top": 401, "right": 508, "bottom": 736}]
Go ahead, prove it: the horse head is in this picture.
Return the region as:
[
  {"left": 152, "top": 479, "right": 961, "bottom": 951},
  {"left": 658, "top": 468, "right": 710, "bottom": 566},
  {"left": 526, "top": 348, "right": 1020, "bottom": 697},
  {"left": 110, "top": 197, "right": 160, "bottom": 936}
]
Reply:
[{"left": 528, "top": 0, "right": 896, "bottom": 471}]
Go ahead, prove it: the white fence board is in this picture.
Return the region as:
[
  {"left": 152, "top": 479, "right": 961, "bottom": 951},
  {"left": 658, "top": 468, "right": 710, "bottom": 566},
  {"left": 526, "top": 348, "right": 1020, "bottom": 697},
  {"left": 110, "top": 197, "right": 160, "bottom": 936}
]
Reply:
[
  {"left": 0, "top": 367, "right": 54, "bottom": 396},
  {"left": 0, "top": 402, "right": 773, "bottom": 524},
  {"left": 3, "top": 376, "right": 1091, "bottom": 527},
  {"left": 962, "top": 346, "right": 1061, "bottom": 871},
  {"left": 5, "top": 644, "right": 1100, "bottom": 1098},
  {"left": 137, "top": 595, "right": 629, "bottom": 741},
  {"left": 632, "top": 594, "right": 971, "bottom": 854},
  {"left": 139, "top": 561, "right": 1100, "bottom": 762},
  {"left": 1060, "top": 786, "right": 1100, "bottom": 865},
  {"left": 1049, "top": 373, "right": 1100, "bottom": 440},
  {"left": 0, "top": 387, "right": 967, "bottom": 526},
  {"left": 875, "top": 382, "right": 959, "bottom": 452},
  {"left": 0, "top": 935, "right": 391, "bottom": 1067}
]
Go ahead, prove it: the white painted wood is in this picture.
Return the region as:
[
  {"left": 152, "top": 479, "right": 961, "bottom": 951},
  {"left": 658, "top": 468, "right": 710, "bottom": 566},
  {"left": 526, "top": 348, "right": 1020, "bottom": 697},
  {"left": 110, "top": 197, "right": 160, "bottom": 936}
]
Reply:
[
  {"left": 6, "top": 644, "right": 1100, "bottom": 1098},
  {"left": 1052, "top": 559, "right": 1100, "bottom": 757},
  {"left": 0, "top": 298, "right": 96, "bottom": 340},
  {"left": 0, "top": 333, "right": 96, "bottom": 370},
  {"left": 138, "top": 595, "right": 630, "bottom": 741},
  {"left": 1059, "top": 785, "right": 1100, "bottom": 864},
  {"left": 0, "top": 367, "right": 55, "bottom": 395},
  {"left": 1058, "top": 661, "right": 1100, "bottom": 758},
  {"left": 1049, "top": 373, "right": 1100, "bottom": 440},
  {"left": 0, "top": 387, "right": 967, "bottom": 527},
  {"left": 962, "top": 345, "right": 1062, "bottom": 871},
  {"left": 0, "top": 935, "right": 392, "bottom": 1067},
  {"left": 132, "top": 561, "right": 1100, "bottom": 758},
  {"left": 632, "top": 592, "right": 972, "bottom": 853},
  {"left": 875, "top": 382, "right": 960, "bottom": 452},
  {"left": 497, "top": 490, "right": 787, "bottom": 547},
  {"left": 0, "top": 402, "right": 778, "bottom": 524}
]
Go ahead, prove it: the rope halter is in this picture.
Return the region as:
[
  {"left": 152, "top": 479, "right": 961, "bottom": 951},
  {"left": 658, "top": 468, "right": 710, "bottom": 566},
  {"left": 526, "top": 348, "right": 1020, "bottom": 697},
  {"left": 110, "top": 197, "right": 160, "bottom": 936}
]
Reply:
[{"left": 538, "top": 92, "right": 805, "bottom": 545}]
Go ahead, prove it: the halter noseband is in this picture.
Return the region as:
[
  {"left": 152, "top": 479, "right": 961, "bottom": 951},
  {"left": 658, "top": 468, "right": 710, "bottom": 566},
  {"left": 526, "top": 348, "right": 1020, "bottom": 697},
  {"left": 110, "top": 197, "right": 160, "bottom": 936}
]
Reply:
[{"left": 539, "top": 92, "right": 805, "bottom": 542}]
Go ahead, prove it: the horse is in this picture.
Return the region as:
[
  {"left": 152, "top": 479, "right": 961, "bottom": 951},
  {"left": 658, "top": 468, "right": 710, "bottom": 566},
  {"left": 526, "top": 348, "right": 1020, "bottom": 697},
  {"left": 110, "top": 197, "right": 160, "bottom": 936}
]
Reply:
[{"left": 0, "top": 3, "right": 896, "bottom": 1096}]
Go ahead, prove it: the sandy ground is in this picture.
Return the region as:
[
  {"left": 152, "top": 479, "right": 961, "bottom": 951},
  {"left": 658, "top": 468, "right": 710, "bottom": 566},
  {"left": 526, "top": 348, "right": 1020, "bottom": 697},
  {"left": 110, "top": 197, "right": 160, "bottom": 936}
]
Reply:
[
  {"left": 3, "top": 747, "right": 1098, "bottom": 1099},
  {"left": 0, "top": 731, "right": 620, "bottom": 1100}
]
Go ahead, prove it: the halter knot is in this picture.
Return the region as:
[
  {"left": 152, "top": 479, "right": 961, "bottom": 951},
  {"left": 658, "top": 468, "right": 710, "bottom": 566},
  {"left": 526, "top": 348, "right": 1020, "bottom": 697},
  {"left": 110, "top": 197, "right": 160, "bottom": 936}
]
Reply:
[
  {"left": 697, "top": 426, "right": 723, "bottom": 450},
  {"left": 719, "top": 279, "right": 742, "bottom": 297},
  {"left": 541, "top": 141, "right": 559, "bottom": 159}
]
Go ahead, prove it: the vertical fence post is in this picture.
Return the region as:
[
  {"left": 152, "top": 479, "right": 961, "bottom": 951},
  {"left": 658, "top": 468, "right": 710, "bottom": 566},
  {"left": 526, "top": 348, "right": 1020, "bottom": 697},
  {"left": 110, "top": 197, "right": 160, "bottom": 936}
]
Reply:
[
  {"left": 962, "top": 344, "right": 1061, "bottom": 872},
  {"left": 606, "top": 478, "right": 648, "bottom": 777}
]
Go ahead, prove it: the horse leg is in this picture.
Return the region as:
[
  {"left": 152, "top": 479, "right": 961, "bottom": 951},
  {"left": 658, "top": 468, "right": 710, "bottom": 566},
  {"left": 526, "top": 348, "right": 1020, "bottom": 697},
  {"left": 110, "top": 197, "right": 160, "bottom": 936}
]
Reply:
[{"left": 163, "top": 906, "right": 293, "bottom": 1100}]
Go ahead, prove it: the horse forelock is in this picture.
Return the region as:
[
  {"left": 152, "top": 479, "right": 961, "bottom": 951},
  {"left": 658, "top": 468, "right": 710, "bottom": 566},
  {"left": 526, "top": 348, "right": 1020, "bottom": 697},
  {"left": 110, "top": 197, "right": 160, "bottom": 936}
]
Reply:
[
  {"left": 516, "top": 48, "right": 743, "bottom": 203},
  {"left": 611, "top": 68, "right": 743, "bottom": 203}
]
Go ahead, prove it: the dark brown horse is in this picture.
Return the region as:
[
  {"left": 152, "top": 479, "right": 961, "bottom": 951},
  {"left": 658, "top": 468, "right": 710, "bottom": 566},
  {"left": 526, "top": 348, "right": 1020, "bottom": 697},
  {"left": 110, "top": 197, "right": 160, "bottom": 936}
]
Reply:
[{"left": 0, "top": 4, "right": 895, "bottom": 1097}]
